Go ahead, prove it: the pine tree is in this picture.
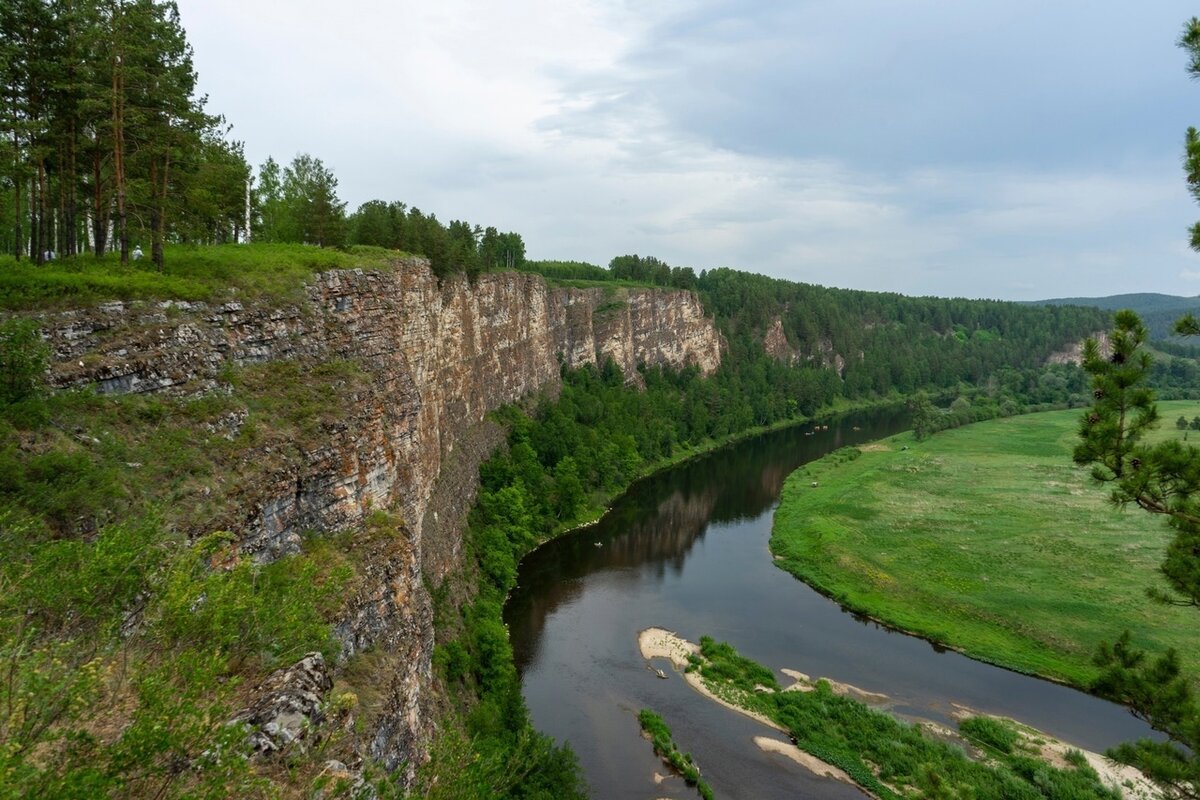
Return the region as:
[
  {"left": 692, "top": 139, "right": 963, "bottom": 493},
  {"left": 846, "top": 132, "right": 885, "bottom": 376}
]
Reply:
[{"left": 1074, "top": 310, "right": 1200, "bottom": 798}]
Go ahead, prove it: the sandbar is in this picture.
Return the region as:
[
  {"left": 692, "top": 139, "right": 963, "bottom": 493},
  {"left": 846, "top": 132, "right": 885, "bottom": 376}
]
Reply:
[
  {"left": 754, "top": 736, "right": 856, "bottom": 785},
  {"left": 950, "top": 705, "right": 1160, "bottom": 800},
  {"left": 638, "top": 627, "right": 783, "bottom": 732},
  {"left": 638, "top": 628, "right": 860, "bottom": 789}
]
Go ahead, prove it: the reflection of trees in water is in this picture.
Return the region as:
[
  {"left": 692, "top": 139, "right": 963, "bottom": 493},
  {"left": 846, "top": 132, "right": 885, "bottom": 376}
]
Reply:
[
  {"left": 506, "top": 406, "right": 910, "bottom": 673},
  {"left": 508, "top": 486, "right": 718, "bottom": 670},
  {"left": 600, "top": 487, "right": 719, "bottom": 570}
]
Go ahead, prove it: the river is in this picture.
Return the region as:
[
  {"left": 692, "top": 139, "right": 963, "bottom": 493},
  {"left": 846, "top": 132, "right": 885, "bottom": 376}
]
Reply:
[{"left": 504, "top": 406, "right": 1156, "bottom": 799}]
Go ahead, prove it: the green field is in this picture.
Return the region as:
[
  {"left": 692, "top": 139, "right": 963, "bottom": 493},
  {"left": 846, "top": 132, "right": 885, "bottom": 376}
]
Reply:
[{"left": 770, "top": 403, "right": 1200, "bottom": 687}]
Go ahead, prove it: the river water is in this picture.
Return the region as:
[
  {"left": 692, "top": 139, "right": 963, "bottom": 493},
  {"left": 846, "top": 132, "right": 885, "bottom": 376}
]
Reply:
[{"left": 504, "top": 407, "right": 1155, "bottom": 799}]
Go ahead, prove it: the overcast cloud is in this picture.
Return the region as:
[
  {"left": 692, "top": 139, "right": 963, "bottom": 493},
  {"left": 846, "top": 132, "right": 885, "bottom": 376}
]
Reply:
[{"left": 179, "top": 0, "right": 1199, "bottom": 299}]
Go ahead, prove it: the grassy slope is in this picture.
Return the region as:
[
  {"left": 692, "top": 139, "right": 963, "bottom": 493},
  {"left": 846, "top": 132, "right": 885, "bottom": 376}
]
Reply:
[
  {"left": 770, "top": 402, "right": 1200, "bottom": 687},
  {"left": 0, "top": 243, "right": 405, "bottom": 310}
]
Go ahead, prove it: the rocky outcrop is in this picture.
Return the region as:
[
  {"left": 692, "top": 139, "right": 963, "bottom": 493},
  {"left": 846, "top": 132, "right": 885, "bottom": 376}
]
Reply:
[
  {"left": 762, "top": 316, "right": 846, "bottom": 377},
  {"left": 32, "top": 257, "right": 725, "bottom": 779},
  {"left": 763, "top": 317, "right": 796, "bottom": 364},
  {"left": 232, "top": 652, "right": 333, "bottom": 756},
  {"left": 1046, "top": 331, "right": 1111, "bottom": 365}
]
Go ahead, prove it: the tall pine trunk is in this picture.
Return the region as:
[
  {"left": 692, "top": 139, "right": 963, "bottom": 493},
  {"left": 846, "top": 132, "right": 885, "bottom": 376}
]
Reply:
[
  {"left": 91, "top": 149, "right": 107, "bottom": 256},
  {"left": 112, "top": 53, "right": 127, "bottom": 264}
]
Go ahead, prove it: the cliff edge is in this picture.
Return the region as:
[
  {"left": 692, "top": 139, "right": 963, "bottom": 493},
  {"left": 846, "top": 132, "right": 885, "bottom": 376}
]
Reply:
[{"left": 34, "top": 256, "right": 724, "bottom": 775}]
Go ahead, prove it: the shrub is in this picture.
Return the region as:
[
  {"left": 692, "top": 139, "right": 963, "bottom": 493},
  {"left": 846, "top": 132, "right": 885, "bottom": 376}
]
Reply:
[
  {"left": 0, "top": 318, "right": 47, "bottom": 406},
  {"left": 959, "top": 715, "right": 1020, "bottom": 755}
]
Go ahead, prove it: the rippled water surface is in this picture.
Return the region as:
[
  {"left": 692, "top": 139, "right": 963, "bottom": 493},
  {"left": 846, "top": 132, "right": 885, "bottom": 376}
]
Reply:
[{"left": 505, "top": 408, "right": 1153, "bottom": 799}]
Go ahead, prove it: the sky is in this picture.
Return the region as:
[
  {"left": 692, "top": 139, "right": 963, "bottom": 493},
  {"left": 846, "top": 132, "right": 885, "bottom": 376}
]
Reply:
[{"left": 178, "top": 0, "right": 1200, "bottom": 300}]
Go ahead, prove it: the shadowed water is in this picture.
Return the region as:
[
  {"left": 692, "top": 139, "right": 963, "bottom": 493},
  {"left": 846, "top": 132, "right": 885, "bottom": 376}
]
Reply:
[{"left": 505, "top": 407, "right": 1156, "bottom": 799}]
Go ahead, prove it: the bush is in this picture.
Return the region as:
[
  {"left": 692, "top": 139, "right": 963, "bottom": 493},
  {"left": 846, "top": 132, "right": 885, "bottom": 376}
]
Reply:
[
  {"left": 960, "top": 715, "right": 1020, "bottom": 754},
  {"left": 0, "top": 318, "right": 47, "bottom": 406},
  {"left": 151, "top": 531, "right": 351, "bottom": 668}
]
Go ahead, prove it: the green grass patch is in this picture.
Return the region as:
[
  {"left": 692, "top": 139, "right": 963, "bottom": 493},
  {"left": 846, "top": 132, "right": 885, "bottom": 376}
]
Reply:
[
  {"left": 637, "top": 709, "right": 715, "bottom": 800},
  {"left": 771, "top": 403, "right": 1200, "bottom": 687},
  {"left": 0, "top": 243, "right": 405, "bottom": 310}
]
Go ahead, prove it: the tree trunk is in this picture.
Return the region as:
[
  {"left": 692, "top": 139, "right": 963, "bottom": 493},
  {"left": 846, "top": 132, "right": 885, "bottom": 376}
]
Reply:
[
  {"left": 10, "top": 104, "right": 22, "bottom": 260},
  {"left": 64, "top": 125, "right": 77, "bottom": 257},
  {"left": 112, "top": 54, "right": 127, "bottom": 264},
  {"left": 150, "top": 153, "right": 167, "bottom": 269},
  {"left": 39, "top": 160, "right": 50, "bottom": 261},
  {"left": 91, "top": 149, "right": 107, "bottom": 256},
  {"left": 30, "top": 171, "right": 41, "bottom": 265}
]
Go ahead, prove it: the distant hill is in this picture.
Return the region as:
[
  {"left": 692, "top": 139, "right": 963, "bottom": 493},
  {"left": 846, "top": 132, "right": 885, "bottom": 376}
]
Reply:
[{"left": 1029, "top": 293, "right": 1200, "bottom": 340}]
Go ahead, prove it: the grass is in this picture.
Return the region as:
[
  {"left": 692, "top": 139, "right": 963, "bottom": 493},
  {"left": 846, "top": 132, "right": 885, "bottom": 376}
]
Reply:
[
  {"left": 0, "top": 243, "right": 407, "bottom": 310},
  {"left": 770, "top": 402, "right": 1200, "bottom": 687},
  {"left": 0, "top": 357, "right": 412, "bottom": 796},
  {"left": 688, "top": 637, "right": 1121, "bottom": 800},
  {"left": 637, "top": 708, "right": 715, "bottom": 800}
]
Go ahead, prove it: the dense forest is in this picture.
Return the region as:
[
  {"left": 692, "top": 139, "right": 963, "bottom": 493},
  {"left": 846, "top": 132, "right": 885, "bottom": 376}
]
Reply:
[
  {"left": 1032, "top": 292, "right": 1200, "bottom": 341},
  {"left": 0, "top": 1, "right": 250, "bottom": 266}
]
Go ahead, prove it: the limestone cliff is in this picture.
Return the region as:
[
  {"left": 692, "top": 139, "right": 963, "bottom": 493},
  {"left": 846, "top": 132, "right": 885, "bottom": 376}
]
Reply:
[
  {"left": 1045, "top": 331, "right": 1110, "bottom": 365},
  {"left": 35, "top": 257, "right": 724, "bottom": 776},
  {"left": 762, "top": 315, "right": 846, "bottom": 376}
]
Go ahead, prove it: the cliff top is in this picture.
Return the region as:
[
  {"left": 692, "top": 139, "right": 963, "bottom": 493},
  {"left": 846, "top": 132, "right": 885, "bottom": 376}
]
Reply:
[{"left": 0, "top": 243, "right": 413, "bottom": 311}]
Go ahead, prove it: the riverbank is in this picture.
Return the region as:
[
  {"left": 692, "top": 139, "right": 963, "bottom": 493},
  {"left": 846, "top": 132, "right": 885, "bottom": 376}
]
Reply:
[
  {"left": 769, "top": 404, "right": 1200, "bottom": 688},
  {"left": 549, "top": 394, "right": 910, "bottom": 540},
  {"left": 639, "top": 629, "right": 1139, "bottom": 800}
]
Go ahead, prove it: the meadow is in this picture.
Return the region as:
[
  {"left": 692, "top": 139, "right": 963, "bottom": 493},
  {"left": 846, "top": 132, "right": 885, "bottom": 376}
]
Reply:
[{"left": 770, "top": 402, "right": 1200, "bottom": 687}]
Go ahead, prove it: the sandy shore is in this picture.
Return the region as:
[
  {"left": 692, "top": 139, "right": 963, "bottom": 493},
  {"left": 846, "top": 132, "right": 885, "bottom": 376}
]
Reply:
[
  {"left": 950, "top": 704, "right": 1160, "bottom": 800},
  {"left": 780, "top": 668, "right": 890, "bottom": 704},
  {"left": 754, "top": 736, "right": 856, "bottom": 783},
  {"left": 638, "top": 627, "right": 785, "bottom": 732},
  {"left": 638, "top": 627, "right": 859, "bottom": 786}
]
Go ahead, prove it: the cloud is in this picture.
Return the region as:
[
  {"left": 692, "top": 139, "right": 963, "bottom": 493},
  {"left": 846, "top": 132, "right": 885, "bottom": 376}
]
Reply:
[{"left": 179, "top": 0, "right": 1200, "bottom": 300}]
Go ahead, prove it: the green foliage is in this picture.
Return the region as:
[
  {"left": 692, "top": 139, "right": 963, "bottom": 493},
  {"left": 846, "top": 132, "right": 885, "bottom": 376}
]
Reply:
[
  {"left": 0, "top": 0, "right": 248, "bottom": 263},
  {"left": 1074, "top": 310, "right": 1157, "bottom": 480},
  {"left": 521, "top": 260, "right": 610, "bottom": 282},
  {"left": 0, "top": 360, "right": 377, "bottom": 797},
  {"left": 908, "top": 392, "right": 938, "bottom": 440},
  {"left": 254, "top": 153, "right": 347, "bottom": 247},
  {"left": 151, "top": 531, "right": 351, "bottom": 668},
  {"left": 959, "top": 716, "right": 1020, "bottom": 754},
  {"left": 230, "top": 358, "right": 369, "bottom": 444},
  {"left": 697, "top": 636, "right": 779, "bottom": 692},
  {"left": 637, "top": 709, "right": 715, "bottom": 799},
  {"left": 1071, "top": 308, "right": 1200, "bottom": 798},
  {"left": 0, "top": 318, "right": 47, "bottom": 405},
  {"left": 1, "top": 514, "right": 166, "bottom": 637},
  {"left": 0, "top": 242, "right": 402, "bottom": 310},
  {"left": 345, "top": 199, "right": 525, "bottom": 281}
]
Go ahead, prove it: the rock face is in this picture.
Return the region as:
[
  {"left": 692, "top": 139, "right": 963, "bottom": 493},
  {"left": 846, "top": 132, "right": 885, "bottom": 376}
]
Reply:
[
  {"left": 33, "top": 258, "right": 724, "bottom": 778},
  {"left": 1046, "top": 331, "right": 1110, "bottom": 365},
  {"left": 762, "top": 317, "right": 796, "bottom": 364},
  {"left": 232, "top": 652, "right": 333, "bottom": 756},
  {"left": 762, "top": 316, "right": 846, "bottom": 376}
]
